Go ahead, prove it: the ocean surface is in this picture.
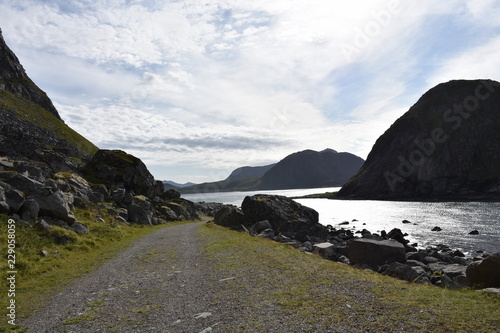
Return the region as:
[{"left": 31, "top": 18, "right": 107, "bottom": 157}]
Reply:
[{"left": 183, "top": 187, "right": 500, "bottom": 256}]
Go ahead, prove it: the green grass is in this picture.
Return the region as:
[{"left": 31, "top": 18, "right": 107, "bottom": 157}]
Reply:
[
  {"left": 0, "top": 207, "right": 193, "bottom": 332},
  {"left": 199, "top": 222, "right": 500, "bottom": 332},
  {"left": 0, "top": 89, "right": 98, "bottom": 157}
]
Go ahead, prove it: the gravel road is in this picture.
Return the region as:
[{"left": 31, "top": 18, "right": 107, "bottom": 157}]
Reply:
[{"left": 20, "top": 221, "right": 235, "bottom": 333}]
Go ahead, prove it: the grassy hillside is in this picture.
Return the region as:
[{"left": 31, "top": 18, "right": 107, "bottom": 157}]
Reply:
[{"left": 0, "top": 88, "right": 98, "bottom": 158}]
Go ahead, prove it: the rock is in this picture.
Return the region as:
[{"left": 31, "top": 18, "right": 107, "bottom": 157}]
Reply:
[
  {"left": 469, "top": 230, "right": 479, "bottom": 235},
  {"left": 127, "top": 196, "right": 153, "bottom": 225},
  {"left": 337, "top": 80, "right": 500, "bottom": 201},
  {"left": 402, "top": 219, "right": 411, "bottom": 224},
  {"left": 339, "top": 221, "right": 350, "bottom": 225},
  {"left": 380, "top": 262, "right": 423, "bottom": 283},
  {"left": 39, "top": 250, "right": 49, "bottom": 256},
  {"left": 466, "top": 252, "right": 500, "bottom": 288},
  {"left": 428, "top": 263, "right": 467, "bottom": 278},
  {"left": 481, "top": 288, "right": 500, "bottom": 295},
  {"left": 83, "top": 149, "right": 159, "bottom": 198},
  {"left": 195, "top": 202, "right": 225, "bottom": 217},
  {"left": 431, "top": 226, "right": 442, "bottom": 232},
  {"left": 214, "top": 205, "right": 247, "bottom": 230},
  {"left": 165, "top": 199, "right": 200, "bottom": 221},
  {"left": 348, "top": 238, "right": 406, "bottom": 266},
  {"left": 0, "top": 181, "right": 25, "bottom": 213},
  {"left": 35, "top": 219, "right": 53, "bottom": 230},
  {"left": 387, "top": 228, "right": 409, "bottom": 245},
  {"left": 19, "top": 199, "right": 39, "bottom": 224},
  {"left": 30, "top": 188, "right": 76, "bottom": 224},
  {"left": 158, "top": 205, "right": 178, "bottom": 221},
  {"left": 312, "top": 242, "right": 337, "bottom": 260},
  {"left": 0, "top": 184, "right": 10, "bottom": 213},
  {"left": 161, "top": 188, "right": 181, "bottom": 200},
  {"left": 70, "top": 222, "right": 89, "bottom": 235},
  {"left": 241, "top": 194, "right": 322, "bottom": 237},
  {"left": 0, "top": 171, "right": 43, "bottom": 194},
  {"left": 256, "top": 228, "right": 275, "bottom": 239},
  {"left": 250, "top": 220, "right": 273, "bottom": 235}
]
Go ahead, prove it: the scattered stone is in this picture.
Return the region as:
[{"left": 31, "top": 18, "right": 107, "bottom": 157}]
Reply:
[
  {"left": 402, "top": 219, "right": 411, "bottom": 224},
  {"left": 469, "top": 230, "right": 479, "bottom": 235},
  {"left": 431, "top": 226, "right": 442, "bottom": 232},
  {"left": 71, "top": 222, "right": 89, "bottom": 235},
  {"left": 194, "top": 312, "right": 212, "bottom": 319},
  {"left": 40, "top": 250, "right": 49, "bottom": 256}
]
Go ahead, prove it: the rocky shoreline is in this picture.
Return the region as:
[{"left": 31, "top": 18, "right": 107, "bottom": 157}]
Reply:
[{"left": 208, "top": 194, "right": 500, "bottom": 292}]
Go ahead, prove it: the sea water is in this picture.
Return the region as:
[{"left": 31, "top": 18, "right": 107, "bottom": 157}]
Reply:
[{"left": 183, "top": 187, "right": 500, "bottom": 255}]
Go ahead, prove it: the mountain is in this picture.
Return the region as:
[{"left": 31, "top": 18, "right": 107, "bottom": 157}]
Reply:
[
  {"left": 180, "top": 149, "right": 364, "bottom": 194},
  {"left": 338, "top": 79, "right": 500, "bottom": 201},
  {"left": 0, "top": 28, "right": 97, "bottom": 175},
  {"left": 226, "top": 164, "right": 276, "bottom": 181},
  {"left": 259, "top": 149, "right": 364, "bottom": 190},
  {"left": 163, "top": 180, "right": 197, "bottom": 188}
]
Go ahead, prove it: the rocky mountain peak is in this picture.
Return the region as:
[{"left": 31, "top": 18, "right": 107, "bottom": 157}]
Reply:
[
  {"left": 338, "top": 79, "right": 500, "bottom": 200},
  {"left": 0, "top": 28, "right": 61, "bottom": 119}
]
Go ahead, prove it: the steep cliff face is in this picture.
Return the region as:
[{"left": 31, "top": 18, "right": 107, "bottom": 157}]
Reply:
[
  {"left": 338, "top": 79, "right": 500, "bottom": 200},
  {"left": 0, "top": 28, "right": 97, "bottom": 175},
  {"left": 0, "top": 28, "right": 60, "bottom": 120}
]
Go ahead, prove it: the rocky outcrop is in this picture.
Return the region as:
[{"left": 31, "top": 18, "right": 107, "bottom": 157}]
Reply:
[
  {"left": 1, "top": 29, "right": 97, "bottom": 176},
  {"left": 0, "top": 28, "right": 60, "bottom": 119},
  {"left": 466, "top": 252, "right": 500, "bottom": 288},
  {"left": 83, "top": 150, "right": 160, "bottom": 199},
  {"left": 338, "top": 79, "right": 500, "bottom": 201},
  {"left": 241, "top": 194, "right": 324, "bottom": 239}
]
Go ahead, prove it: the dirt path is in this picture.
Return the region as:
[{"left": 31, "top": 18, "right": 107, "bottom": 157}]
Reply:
[{"left": 20, "top": 221, "right": 232, "bottom": 333}]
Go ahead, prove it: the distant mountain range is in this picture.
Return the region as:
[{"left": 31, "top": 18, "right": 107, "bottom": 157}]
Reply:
[
  {"left": 178, "top": 149, "right": 364, "bottom": 194},
  {"left": 162, "top": 180, "right": 197, "bottom": 188}
]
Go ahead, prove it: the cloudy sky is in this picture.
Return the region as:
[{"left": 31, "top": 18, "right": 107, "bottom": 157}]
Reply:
[{"left": 1, "top": 0, "right": 499, "bottom": 183}]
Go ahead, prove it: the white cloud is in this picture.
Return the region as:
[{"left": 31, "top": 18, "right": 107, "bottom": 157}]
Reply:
[{"left": 1, "top": 0, "right": 499, "bottom": 182}]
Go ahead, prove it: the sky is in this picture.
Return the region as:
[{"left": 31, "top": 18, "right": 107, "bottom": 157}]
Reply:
[{"left": 1, "top": 0, "right": 499, "bottom": 183}]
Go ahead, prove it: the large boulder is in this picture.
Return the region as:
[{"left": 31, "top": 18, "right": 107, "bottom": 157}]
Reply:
[
  {"left": 0, "top": 181, "right": 25, "bottom": 213},
  {"left": 466, "top": 252, "right": 500, "bottom": 288},
  {"left": 241, "top": 194, "right": 322, "bottom": 237},
  {"left": 82, "top": 149, "right": 159, "bottom": 198},
  {"left": 127, "top": 196, "right": 154, "bottom": 225},
  {"left": 214, "top": 205, "right": 247, "bottom": 230},
  {"left": 30, "top": 187, "right": 76, "bottom": 224},
  {"left": 348, "top": 238, "right": 406, "bottom": 266}
]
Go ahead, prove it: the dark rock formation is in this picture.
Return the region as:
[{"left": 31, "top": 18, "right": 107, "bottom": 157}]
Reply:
[
  {"left": 241, "top": 194, "right": 322, "bottom": 238},
  {"left": 338, "top": 79, "right": 500, "bottom": 200},
  {"left": 1, "top": 29, "right": 97, "bottom": 176},
  {"left": 348, "top": 238, "right": 406, "bottom": 266},
  {"left": 0, "top": 28, "right": 60, "bottom": 119},
  {"left": 466, "top": 252, "right": 500, "bottom": 288},
  {"left": 83, "top": 150, "right": 159, "bottom": 199},
  {"left": 214, "top": 205, "right": 246, "bottom": 230}
]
